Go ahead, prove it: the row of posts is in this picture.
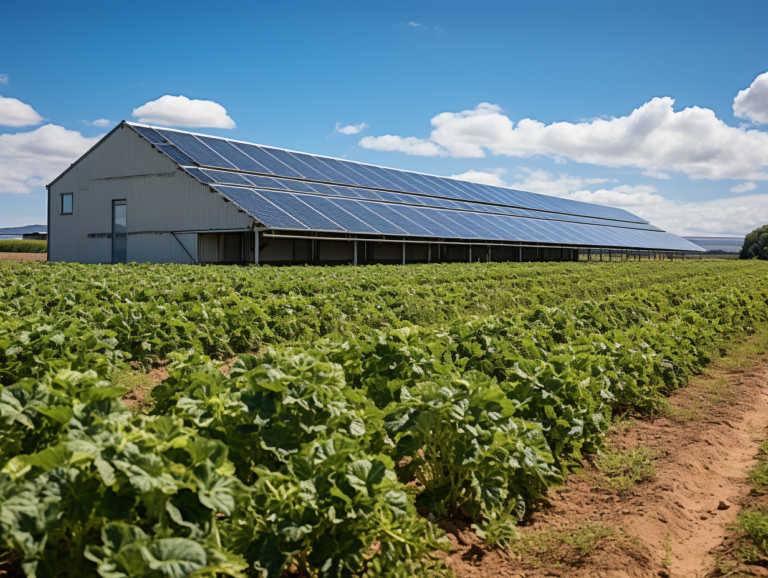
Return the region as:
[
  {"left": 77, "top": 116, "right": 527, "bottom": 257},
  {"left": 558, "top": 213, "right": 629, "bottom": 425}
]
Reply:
[{"left": 254, "top": 233, "right": 696, "bottom": 265}]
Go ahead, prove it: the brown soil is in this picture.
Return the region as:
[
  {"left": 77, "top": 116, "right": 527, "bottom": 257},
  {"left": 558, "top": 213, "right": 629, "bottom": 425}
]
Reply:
[
  {"left": 121, "top": 361, "right": 169, "bottom": 412},
  {"left": 441, "top": 356, "right": 768, "bottom": 578},
  {"left": 0, "top": 252, "right": 46, "bottom": 262}
]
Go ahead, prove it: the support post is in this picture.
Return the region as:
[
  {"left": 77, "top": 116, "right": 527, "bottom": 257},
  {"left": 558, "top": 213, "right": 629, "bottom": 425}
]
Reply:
[
  {"left": 487, "top": 246, "right": 491, "bottom": 262},
  {"left": 468, "top": 245, "right": 472, "bottom": 263},
  {"left": 353, "top": 241, "right": 358, "bottom": 266},
  {"left": 254, "top": 231, "right": 259, "bottom": 265},
  {"left": 427, "top": 244, "right": 431, "bottom": 263},
  {"left": 519, "top": 246, "right": 523, "bottom": 262},
  {"left": 402, "top": 243, "right": 406, "bottom": 265}
]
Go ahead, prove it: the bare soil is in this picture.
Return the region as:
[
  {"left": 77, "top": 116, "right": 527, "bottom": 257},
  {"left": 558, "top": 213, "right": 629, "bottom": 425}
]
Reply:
[
  {"left": 0, "top": 252, "right": 46, "bottom": 262},
  {"left": 440, "top": 352, "right": 768, "bottom": 578}
]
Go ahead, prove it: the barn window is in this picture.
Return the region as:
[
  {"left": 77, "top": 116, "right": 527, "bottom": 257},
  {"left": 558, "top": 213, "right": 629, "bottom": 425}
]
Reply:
[{"left": 61, "top": 193, "right": 73, "bottom": 215}]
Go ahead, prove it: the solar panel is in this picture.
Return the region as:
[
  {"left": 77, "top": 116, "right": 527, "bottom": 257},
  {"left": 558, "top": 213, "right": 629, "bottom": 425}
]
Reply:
[
  {"left": 330, "top": 198, "right": 408, "bottom": 235},
  {"left": 213, "top": 186, "right": 308, "bottom": 230},
  {"left": 232, "top": 143, "right": 300, "bottom": 178},
  {"left": 198, "top": 136, "right": 273, "bottom": 174},
  {"left": 156, "top": 130, "right": 236, "bottom": 169},
  {"left": 296, "top": 194, "right": 379, "bottom": 234},
  {"left": 127, "top": 123, "right": 704, "bottom": 252},
  {"left": 133, "top": 125, "right": 165, "bottom": 144},
  {"left": 257, "top": 190, "right": 345, "bottom": 232},
  {"left": 155, "top": 144, "right": 196, "bottom": 166}
]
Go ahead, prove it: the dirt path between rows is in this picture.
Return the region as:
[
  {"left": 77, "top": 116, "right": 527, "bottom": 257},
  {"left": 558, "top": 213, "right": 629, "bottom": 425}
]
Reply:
[
  {"left": 441, "top": 352, "right": 768, "bottom": 578},
  {"left": 0, "top": 252, "right": 46, "bottom": 262}
]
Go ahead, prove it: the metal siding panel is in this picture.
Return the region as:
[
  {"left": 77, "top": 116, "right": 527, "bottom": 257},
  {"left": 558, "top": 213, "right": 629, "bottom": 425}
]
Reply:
[{"left": 49, "top": 127, "right": 252, "bottom": 263}]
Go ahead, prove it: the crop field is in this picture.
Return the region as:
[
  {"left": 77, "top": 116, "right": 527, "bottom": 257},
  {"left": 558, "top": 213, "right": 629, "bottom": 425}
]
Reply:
[{"left": 1, "top": 260, "right": 767, "bottom": 577}]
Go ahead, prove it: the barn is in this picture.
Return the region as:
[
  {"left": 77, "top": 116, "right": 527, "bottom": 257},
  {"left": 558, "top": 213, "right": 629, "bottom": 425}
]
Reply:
[{"left": 46, "top": 121, "right": 703, "bottom": 265}]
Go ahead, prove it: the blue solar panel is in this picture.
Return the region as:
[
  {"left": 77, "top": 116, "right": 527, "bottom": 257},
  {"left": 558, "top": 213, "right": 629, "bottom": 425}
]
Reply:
[
  {"left": 202, "top": 169, "right": 252, "bottom": 186},
  {"left": 213, "top": 186, "right": 308, "bottom": 230},
  {"left": 447, "top": 211, "right": 502, "bottom": 239},
  {"left": 244, "top": 175, "right": 289, "bottom": 190},
  {"left": 198, "top": 137, "right": 273, "bottom": 174},
  {"left": 184, "top": 168, "right": 213, "bottom": 183},
  {"left": 388, "top": 205, "right": 460, "bottom": 238},
  {"left": 262, "top": 148, "right": 329, "bottom": 182},
  {"left": 364, "top": 203, "right": 433, "bottom": 236},
  {"left": 332, "top": 199, "right": 407, "bottom": 235},
  {"left": 156, "top": 130, "right": 236, "bottom": 169},
  {"left": 364, "top": 165, "right": 410, "bottom": 192},
  {"left": 351, "top": 188, "right": 384, "bottom": 201},
  {"left": 296, "top": 194, "right": 379, "bottom": 234},
  {"left": 272, "top": 178, "right": 314, "bottom": 193},
  {"left": 155, "top": 144, "right": 196, "bottom": 166},
  {"left": 257, "top": 190, "right": 345, "bottom": 232},
  {"left": 415, "top": 209, "right": 477, "bottom": 238},
  {"left": 132, "top": 125, "right": 165, "bottom": 144},
  {"left": 314, "top": 157, "right": 376, "bottom": 188},
  {"left": 127, "top": 124, "right": 704, "bottom": 249},
  {"left": 231, "top": 143, "right": 301, "bottom": 178}
]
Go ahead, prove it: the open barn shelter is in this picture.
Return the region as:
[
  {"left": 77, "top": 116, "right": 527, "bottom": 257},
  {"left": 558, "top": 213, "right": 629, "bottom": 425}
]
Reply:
[{"left": 47, "top": 122, "right": 703, "bottom": 265}]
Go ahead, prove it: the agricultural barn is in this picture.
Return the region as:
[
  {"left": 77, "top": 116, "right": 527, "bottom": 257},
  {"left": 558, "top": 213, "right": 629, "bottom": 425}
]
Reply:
[{"left": 47, "top": 122, "right": 703, "bottom": 265}]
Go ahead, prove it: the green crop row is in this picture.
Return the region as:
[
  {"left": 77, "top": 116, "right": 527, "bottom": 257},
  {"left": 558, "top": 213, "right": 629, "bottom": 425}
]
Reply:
[
  {"left": 0, "top": 260, "right": 767, "bottom": 577},
  {"left": 0, "top": 240, "right": 47, "bottom": 254}
]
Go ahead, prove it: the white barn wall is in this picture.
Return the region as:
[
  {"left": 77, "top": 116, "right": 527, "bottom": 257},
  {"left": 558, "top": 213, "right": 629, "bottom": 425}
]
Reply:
[{"left": 48, "top": 125, "right": 252, "bottom": 264}]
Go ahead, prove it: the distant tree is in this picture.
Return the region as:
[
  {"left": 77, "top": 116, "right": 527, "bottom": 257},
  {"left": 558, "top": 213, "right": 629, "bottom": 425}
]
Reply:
[{"left": 740, "top": 224, "right": 768, "bottom": 260}]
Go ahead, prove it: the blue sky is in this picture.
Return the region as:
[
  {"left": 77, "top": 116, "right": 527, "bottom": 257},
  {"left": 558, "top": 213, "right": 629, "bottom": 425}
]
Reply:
[{"left": 2, "top": 0, "right": 768, "bottom": 235}]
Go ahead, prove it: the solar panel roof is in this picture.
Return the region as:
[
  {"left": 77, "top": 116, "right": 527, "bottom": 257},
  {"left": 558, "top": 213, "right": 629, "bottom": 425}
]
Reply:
[{"left": 126, "top": 122, "right": 704, "bottom": 252}]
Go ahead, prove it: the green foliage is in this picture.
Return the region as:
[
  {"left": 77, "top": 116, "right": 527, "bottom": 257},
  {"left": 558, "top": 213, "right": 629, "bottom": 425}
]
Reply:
[
  {"left": 736, "top": 508, "right": 768, "bottom": 561},
  {"left": 590, "top": 445, "right": 659, "bottom": 490},
  {"left": 0, "top": 260, "right": 767, "bottom": 576},
  {"left": 0, "top": 240, "right": 47, "bottom": 254},
  {"left": 748, "top": 441, "right": 768, "bottom": 495},
  {"left": 511, "top": 523, "right": 615, "bottom": 566},
  {"left": 740, "top": 224, "right": 768, "bottom": 260}
]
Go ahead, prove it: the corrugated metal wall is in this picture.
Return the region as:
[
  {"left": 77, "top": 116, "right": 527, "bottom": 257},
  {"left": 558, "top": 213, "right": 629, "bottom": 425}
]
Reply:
[{"left": 48, "top": 125, "right": 252, "bottom": 264}]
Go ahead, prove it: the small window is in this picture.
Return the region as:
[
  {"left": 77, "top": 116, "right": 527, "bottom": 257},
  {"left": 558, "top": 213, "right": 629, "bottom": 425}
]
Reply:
[{"left": 61, "top": 193, "right": 73, "bottom": 215}]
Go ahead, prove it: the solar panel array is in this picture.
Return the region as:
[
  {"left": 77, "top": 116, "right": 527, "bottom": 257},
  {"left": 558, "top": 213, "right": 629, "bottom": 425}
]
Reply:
[{"left": 127, "top": 123, "right": 704, "bottom": 252}]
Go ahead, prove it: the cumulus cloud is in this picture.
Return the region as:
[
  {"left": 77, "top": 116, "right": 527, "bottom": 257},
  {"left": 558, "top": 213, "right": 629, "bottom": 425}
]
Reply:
[
  {"left": 642, "top": 169, "right": 670, "bottom": 179},
  {"left": 0, "top": 95, "right": 44, "bottom": 127},
  {"left": 132, "top": 95, "right": 236, "bottom": 129},
  {"left": 334, "top": 122, "right": 368, "bottom": 135},
  {"left": 87, "top": 118, "right": 112, "bottom": 128},
  {"left": 360, "top": 94, "right": 768, "bottom": 180},
  {"left": 359, "top": 134, "right": 443, "bottom": 156},
  {"left": 0, "top": 74, "right": 8, "bottom": 85},
  {"left": 731, "top": 181, "right": 757, "bottom": 194},
  {"left": 0, "top": 124, "right": 102, "bottom": 194},
  {"left": 450, "top": 169, "right": 508, "bottom": 187},
  {"left": 510, "top": 168, "right": 768, "bottom": 236},
  {"left": 734, "top": 71, "right": 768, "bottom": 124}
]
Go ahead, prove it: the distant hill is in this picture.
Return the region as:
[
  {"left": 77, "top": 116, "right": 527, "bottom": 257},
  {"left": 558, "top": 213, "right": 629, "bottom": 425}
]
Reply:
[
  {"left": 683, "top": 236, "right": 744, "bottom": 253},
  {"left": 0, "top": 225, "right": 47, "bottom": 236}
]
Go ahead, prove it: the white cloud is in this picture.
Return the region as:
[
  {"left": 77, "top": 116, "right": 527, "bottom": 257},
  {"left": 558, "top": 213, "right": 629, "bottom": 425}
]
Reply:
[
  {"left": 359, "top": 134, "right": 443, "bottom": 156},
  {"left": 360, "top": 93, "right": 768, "bottom": 180},
  {"left": 0, "top": 95, "right": 43, "bottom": 127},
  {"left": 731, "top": 181, "right": 757, "bottom": 194},
  {"left": 510, "top": 168, "right": 768, "bottom": 236},
  {"left": 0, "top": 74, "right": 9, "bottom": 85},
  {"left": 450, "top": 169, "right": 508, "bottom": 187},
  {"left": 642, "top": 169, "right": 670, "bottom": 179},
  {"left": 0, "top": 124, "right": 102, "bottom": 194},
  {"left": 334, "top": 121, "right": 368, "bottom": 135},
  {"left": 395, "top": 21, "right": 423, "bottom": 28},
  {"left": 132, "top": 95, "right": 236, "bottom": 129},
  {"left": 734, "top": 71, "right": 768, "bottom": 124},
  {"left": 87, "top": 118, "right": 112, "bottom": 128}
]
